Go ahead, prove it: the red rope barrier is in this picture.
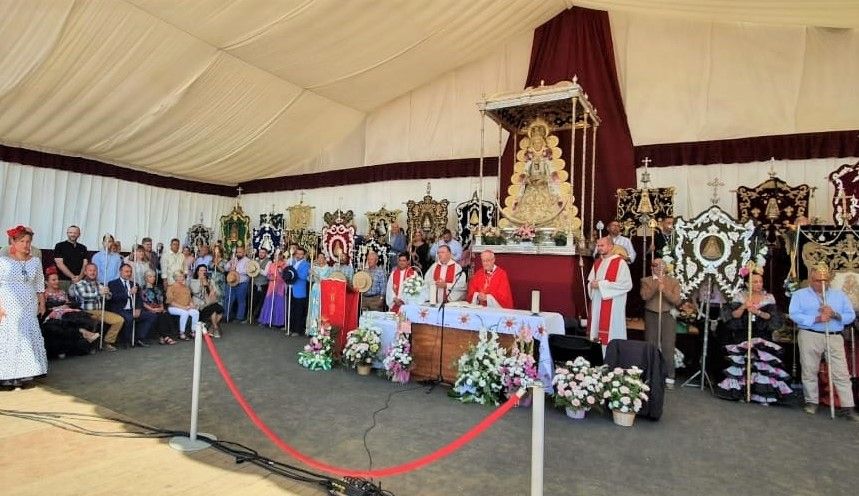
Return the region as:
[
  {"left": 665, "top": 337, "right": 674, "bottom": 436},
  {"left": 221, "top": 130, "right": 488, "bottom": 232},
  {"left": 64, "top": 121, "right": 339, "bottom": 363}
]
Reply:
[{"left": 202, "top": 333, "right": 521, "bottom": 478}]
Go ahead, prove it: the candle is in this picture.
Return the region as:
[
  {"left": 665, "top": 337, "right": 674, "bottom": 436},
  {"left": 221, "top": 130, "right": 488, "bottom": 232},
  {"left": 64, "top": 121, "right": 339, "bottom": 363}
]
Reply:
[
  {"left": 430, "top": 285, "right": 438, "bottom": 306},
  {"left": 531, "top": 290, "right": 540, "bottom": 315}
]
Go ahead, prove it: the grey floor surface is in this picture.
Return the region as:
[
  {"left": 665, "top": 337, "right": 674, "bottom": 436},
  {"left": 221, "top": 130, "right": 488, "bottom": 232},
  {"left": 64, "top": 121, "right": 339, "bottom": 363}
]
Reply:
[{"left": 35, "top": 322, "right": 859, "bottom": 496}]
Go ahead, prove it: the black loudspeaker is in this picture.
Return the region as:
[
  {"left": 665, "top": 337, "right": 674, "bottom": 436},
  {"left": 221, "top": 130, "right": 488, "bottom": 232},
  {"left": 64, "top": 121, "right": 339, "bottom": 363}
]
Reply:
[{"left": 549, "top": 335, "right": 603, "bottom": 367}]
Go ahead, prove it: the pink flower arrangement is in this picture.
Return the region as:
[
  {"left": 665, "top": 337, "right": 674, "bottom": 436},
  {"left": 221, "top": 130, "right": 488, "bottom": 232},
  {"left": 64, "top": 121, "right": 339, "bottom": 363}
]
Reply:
[
  {"left": 383, "top": 325, "right": 413, "bottom": 383},
  {"left": 515, "top": 224, "right": 536, "bottom": 242}
]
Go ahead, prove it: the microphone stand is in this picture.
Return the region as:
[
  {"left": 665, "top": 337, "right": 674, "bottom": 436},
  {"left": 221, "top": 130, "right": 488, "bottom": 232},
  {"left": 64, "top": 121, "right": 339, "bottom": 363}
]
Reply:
[
  {"left": 427, "top": 266, "right": 464, "bottom": 393},
  {"left": 682, "top": 275, "right": 714, "bottom": 392}
]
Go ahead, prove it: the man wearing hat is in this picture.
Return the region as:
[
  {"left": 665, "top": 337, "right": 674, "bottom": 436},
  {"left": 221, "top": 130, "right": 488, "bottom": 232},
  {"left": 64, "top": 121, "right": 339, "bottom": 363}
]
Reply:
[
  {"left": 226, "top": 246, "right": 251, "bottom": 322},
  {"left": 287, "top": 247, "right": 311, "bottom": 335}
]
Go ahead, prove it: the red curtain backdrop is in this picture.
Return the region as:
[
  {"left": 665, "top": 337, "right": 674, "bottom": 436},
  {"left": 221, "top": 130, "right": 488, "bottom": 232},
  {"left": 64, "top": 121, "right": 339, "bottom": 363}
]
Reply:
[
  {"left": 635, "top": 130, "right": 859, "bottom": 167},
  {"left": 499, "top": 6, "right": 636, "bottom": 230}
]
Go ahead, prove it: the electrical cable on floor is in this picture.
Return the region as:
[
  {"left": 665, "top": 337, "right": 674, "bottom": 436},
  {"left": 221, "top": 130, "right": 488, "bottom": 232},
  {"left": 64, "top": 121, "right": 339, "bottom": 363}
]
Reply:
[
  {"left": 360, "top": 385, "right": 424, "bottom": 494},
  {"left": 0, "top": 408, "right": 393, "bottom": 496}
]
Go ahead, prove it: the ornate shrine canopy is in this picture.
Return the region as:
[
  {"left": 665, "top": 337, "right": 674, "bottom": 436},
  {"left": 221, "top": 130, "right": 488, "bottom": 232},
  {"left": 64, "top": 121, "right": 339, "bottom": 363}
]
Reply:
[{"left": 478, "top": 80, "right": 600, "bottom": 133}]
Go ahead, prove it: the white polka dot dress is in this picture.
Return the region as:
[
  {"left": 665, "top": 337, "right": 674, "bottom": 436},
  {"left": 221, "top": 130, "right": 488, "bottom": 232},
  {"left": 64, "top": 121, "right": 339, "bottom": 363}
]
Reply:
[{"left": 0, "top": 255, "right": 48, "bottom": 383}]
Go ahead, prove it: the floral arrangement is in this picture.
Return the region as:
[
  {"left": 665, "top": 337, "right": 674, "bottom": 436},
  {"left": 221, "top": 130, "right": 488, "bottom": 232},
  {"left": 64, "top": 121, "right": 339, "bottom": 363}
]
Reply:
[
  {"left": 601, "top": 366, "right": 650, "bottom": 414},
  {"left": 480, "top": 226, "right": 504, "bottom": 245},
  {"left": 552, "top": 357, "right": 604, "bottom": 412},
  {"left": 498, "top": 326, "right": 538, "bottom": 399},
  {"left": 553, "top": 230, "right": 567, "bottom": 246},
  {"left": 401, "top": 273, "right": 424, "bottom": 299},
  {"left": 342, "top": 325, "right": 382, "bottom": 367},
  {"left": 451, "top": 329, "right": 507, "bottom": 405},
  {"left": 298, "top": 320, "right": 334, "bottom": 371},
  {"left": 383, "top": 324, "right": 413, "bottom": 383},
  {"left": 515, "top": 224, "right": 536, "bottom": 242}
]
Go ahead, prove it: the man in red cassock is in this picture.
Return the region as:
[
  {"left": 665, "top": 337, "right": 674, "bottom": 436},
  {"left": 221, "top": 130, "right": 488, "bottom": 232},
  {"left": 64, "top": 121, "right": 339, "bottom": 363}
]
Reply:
[{"left": 467, "top": 250, "right": 513, "bottom": 308}]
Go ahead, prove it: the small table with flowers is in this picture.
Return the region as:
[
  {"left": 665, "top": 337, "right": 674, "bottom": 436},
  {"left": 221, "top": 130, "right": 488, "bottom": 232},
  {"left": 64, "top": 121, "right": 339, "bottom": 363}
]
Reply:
[{"left": 399, "top": 303, "right": 565, "bottom": 385}]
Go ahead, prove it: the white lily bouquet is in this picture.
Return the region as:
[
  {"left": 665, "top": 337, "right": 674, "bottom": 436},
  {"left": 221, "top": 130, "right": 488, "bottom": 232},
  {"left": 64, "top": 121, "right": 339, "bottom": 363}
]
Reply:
[
  {"left": 342, "top": 325, "right": 382, "bottom": 367},
  {"left": 451, "top": 329, "right": 507, "bottom": 405},
  {"left": 602, "top": 366, "right": 650, "bottom": 414}
]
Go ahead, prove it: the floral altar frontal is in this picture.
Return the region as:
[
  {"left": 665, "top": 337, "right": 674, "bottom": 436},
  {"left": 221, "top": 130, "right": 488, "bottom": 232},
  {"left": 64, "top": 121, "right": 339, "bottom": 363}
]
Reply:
[{"left": 400, "top": 303, "right": 564, "bottom": 387}]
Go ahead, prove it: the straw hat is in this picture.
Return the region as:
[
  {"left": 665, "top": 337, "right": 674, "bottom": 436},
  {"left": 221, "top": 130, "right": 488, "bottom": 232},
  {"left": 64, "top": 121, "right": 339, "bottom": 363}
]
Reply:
[
  {"left": 351, "top": 270, "right": 372, "bottom": 293},
  {"left": 610, "top": 244, "right": 629, "bottom": 260},
  {"left": 226, "top": 270, "right": 240, "bottom": 287},
  {"left": 246, "top": 260, "right": 261, "bottom": 278}
]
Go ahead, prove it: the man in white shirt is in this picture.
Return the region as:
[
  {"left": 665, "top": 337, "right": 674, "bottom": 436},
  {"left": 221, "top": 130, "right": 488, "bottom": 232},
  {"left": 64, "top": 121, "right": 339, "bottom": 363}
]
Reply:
[
  {"left": 424, "top": 245, "right": 466, "bottom": 304},
  {"left": 160, "top": 238, "right": 185, "bottom": 288},
  {"left": 593, "top": 220, "right": 636, "bottom": 264}
]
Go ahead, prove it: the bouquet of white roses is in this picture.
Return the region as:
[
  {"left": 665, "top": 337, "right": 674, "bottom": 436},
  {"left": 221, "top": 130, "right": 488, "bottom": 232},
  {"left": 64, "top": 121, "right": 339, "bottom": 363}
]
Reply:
[
  {"left": 552, "top": 357, "right": 604, "bottom": 412},
  {"left": 342, "top": 325, "right": 382, "bottom": 367},
  {"left": 451, "top": 329, "right": 507, "bottom": 405},
  {"left": 402, "top": 273, "right": 424, "bottom": 299},
  {"left": 383, "top": 325, "right": 413, "bottom": 383},
  {"left": 601, "top": 366, "right": 650, "bottom": 414},
  {"left": 298, "top": 320, "right": 334, "bottom": 371}
]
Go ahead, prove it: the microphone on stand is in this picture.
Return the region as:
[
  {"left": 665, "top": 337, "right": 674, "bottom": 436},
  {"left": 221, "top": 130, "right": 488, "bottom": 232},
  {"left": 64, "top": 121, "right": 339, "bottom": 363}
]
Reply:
[{"left": 438, "top": 269, "right": 464, "bottom": 310}]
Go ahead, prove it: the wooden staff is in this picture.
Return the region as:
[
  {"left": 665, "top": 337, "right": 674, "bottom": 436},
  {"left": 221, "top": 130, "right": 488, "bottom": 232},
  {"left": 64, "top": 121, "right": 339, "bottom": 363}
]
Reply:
[
  {"left": 822, "top": 276, "right": 836, "bottom": 419},
  {"left": 746, "top": 268, "right": 754, "bottom": 403}
]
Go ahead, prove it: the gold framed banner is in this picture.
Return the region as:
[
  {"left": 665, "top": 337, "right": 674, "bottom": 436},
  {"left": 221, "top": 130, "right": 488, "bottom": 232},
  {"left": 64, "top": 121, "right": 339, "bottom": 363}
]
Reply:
[{"left": 616, "top": 187, "right": 675, "bottom": 236}]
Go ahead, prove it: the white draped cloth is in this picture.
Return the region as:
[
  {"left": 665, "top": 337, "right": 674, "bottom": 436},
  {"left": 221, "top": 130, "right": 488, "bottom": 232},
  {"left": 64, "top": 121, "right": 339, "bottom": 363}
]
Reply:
[{"left": 588, "top": 254, "right": 633, "bottom": 345}]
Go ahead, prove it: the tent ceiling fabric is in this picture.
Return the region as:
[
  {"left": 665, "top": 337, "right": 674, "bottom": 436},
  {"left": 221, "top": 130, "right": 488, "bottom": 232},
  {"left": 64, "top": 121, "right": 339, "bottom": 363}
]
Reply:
[
  {"left": 2, "top": 1, "right": 858, "bottom": 186},
  {"left": 0, "top": 0, "right": 566, "bottom": 184}
]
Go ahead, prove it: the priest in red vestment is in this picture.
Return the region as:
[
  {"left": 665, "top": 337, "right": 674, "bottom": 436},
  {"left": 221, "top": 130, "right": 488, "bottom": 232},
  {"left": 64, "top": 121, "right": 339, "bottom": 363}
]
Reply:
[
  {"left": 386, "top": 253, "right": 419, "bottom": 313},
  {"left": 467, "top": 250, "right": 513, "bottom": 308}
]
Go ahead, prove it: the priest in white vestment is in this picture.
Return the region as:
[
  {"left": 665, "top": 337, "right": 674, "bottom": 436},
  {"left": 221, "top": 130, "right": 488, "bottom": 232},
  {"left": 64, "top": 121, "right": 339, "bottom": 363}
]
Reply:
[
  {"left": 588, "top": 236, "right": 633, "bottom": 351},
  {"left": 424, "top": 245, "right": 466, "bottom": 304}
]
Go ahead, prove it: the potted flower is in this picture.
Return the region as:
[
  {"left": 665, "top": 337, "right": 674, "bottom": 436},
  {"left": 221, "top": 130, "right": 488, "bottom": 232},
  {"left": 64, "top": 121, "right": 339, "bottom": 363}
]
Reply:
[
  {"left": 480, "top": 226, "right": 504, "bottom": 245},
  {"left": 515, "top": 224, "right": 536, "bottom": 244},
  {"left": 401, "top": 273, "right": 425, "bottom": 305},
  {"left": 552, "top": 357, "right": 604, "bottom": 419},
  {"left": 343, "top": 325, "right": 382, "bottom": 375},
  {"left": 451, "top": 329, "right": 507, "bottom": 405},
  {"left": 298, "top": 319, "right": 334, "bottom": 371},
  {"left": 383, "top": 324, "right": 413, "bottom": 383},
  {"left": 601, "top": 366, "right": 651, "bottom": 426},
  {"left": 499, "top": 327, "right": 538, "bottom": 406}
]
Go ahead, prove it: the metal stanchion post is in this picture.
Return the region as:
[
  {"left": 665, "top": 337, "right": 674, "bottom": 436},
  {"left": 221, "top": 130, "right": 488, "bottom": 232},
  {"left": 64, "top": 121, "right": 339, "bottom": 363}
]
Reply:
[
  {"left": 170, "top": 322, "right": 216, "bottom": 452},
  {"left": 530, "top": 383, "right": 544, "bottom": 496}
]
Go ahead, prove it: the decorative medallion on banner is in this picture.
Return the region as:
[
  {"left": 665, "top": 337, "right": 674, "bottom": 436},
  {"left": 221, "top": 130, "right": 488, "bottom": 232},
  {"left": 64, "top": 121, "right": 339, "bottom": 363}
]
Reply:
[
  {"left": 365, "top": 206, "right": 401, "bottom": 245},
  {"left": 736, "top": 174, "right": 811, "bottom": 246},
  {"left": 456, "top": 191, "right": 496, "bottom": 248},
  {"left": 616, "top": 187, "right": 675, "bottom": 237},
  {"left": 828, "top": 160, "right": 859, "bottom": 225},
  {"left": 406, "top": 183, "right": 449, "bottom": 241},
  {"left": 219, "top": 202, "right": 251, "bottom": 258},
  {"left": 252, "top": 210, "right": 284, "bottom": 255},
  {"left": 663, "top": 206, "right": 762, "bottom": 299},
  {"left": 322, "top": 214, "right": 356, "bottom": 266},
  {"left": 186, "top": 213, "right": 214, "bottom": 251}
]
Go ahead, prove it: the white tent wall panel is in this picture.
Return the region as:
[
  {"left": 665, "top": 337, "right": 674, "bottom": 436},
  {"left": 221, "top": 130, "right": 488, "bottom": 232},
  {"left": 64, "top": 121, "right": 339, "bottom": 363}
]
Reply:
[
  {"left": 0, "top": 160, "right": 232, "bottom": 250},
  {"left": 639, "top": 157, "right": 859, "bottom": 222}
]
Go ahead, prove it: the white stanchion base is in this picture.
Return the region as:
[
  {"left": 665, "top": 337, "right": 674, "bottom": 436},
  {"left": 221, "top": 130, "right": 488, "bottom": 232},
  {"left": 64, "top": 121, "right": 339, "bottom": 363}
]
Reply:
[{"left": 169, "top": 433, "right": 216, "bottom": 452}]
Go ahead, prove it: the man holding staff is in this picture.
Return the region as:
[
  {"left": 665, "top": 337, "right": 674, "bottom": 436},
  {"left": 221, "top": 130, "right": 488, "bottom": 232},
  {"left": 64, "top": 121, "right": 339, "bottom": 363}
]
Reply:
[
  {"left": 789, "top": 266, "right": 859, "bottom": 421},
  {"left": 640, "top": 258, "right": 681, "bottom": 389}
]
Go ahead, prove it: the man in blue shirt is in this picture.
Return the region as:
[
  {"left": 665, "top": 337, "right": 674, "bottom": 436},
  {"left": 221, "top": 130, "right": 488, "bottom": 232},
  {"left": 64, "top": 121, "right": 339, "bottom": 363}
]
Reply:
[{"left": 789, "top": 267, "right": 859, "bottom": 421}]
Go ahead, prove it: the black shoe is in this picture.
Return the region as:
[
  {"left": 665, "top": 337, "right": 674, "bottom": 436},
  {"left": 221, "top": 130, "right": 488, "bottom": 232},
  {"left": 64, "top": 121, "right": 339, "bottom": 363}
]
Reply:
[{"left": 135, "top": 340, "right": 151, "bottom": 348}]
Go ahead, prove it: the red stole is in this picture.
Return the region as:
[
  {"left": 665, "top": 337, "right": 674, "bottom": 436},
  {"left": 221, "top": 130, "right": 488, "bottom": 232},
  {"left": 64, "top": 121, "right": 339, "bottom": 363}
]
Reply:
[
  {"left": 433, "top": 262, "right": 456, "bottom": 302},
  {"left": 391, "top": 267, "right": 415, "bottom": 312},
  {"left": 593, "top": 256, "right": 623, "bottom": 345}
]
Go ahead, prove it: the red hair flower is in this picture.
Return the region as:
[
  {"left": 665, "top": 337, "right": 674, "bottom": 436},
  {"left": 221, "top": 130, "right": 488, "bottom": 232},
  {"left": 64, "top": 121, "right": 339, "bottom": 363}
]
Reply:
[{"left": 6, "top": 224, "right": 33, "bottom": 240}]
